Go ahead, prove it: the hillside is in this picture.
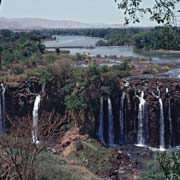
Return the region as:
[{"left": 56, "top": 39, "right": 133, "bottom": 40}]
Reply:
[{"left": 0, "top": 17, "right": 123, "bottom": 30}]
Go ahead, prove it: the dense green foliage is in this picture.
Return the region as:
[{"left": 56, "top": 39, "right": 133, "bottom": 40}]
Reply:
[
  {"left": 135, "top": 26, "right": 180, "bottom": 50},
  {"left": 39, "top": 28, "right": 150, "bottom": 46},
  {"left": 40, "top": 27, "right": 180, "bottom": 50},
  {"left": 0, "top": 30, "right": 45, "bottom": 63},
  {"left": 140, "top": 158, "right": 164, "bottom": 180},
  {"left": 157, "top": 152, "right": 180, "bottom": 179}
]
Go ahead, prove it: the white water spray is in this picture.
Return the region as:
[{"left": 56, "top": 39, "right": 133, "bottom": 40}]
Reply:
[
  {"left": 166, "top": 88, "right": 172, "bottom": 148},
  {"left": 32, "top": 95, "right": 41, "bottom": 144},
  {"left": 108, "top": 98, "right": 114, "bottom": 145},
  {"left": 0, "top": 84, "right": 5, "bottom": 133},
  {"left": 119, "top": 93, "right": 125, "bottom": 145},
  {"left": 97, "top": 97, "right": 104, "bottom": 143},
  {"left": 152, "top": 87, "right": 165, "bottom": 151},
  {"left": 136, "top": 91, "right": 147, "bottom": 147},
  {"left": 159, "top": 98, "right": 165, "bottom": 151}
]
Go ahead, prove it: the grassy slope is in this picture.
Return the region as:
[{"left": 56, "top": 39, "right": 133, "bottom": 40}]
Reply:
[
  {"left": 37, "top": 150, "right": 101, "bottom": 180},
  {"left": 62, "top": 138, "right": 116, "bottom": 177}
]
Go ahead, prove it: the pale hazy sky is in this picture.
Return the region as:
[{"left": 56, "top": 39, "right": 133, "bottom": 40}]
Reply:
[{"left": 0, "top": 0, "right": 158, "bottom": 26}]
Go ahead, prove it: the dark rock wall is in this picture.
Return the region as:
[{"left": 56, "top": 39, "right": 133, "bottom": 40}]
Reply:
[{"left": 4, "top": 78, "right": 180, "bottom": 147}]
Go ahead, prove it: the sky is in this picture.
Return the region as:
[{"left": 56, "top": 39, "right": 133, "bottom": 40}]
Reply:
[{"left": 0, "top": 0, "right": 158, "bottom": 26}]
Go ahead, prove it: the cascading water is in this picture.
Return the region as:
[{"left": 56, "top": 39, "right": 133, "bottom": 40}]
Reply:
[
  {"left": 0, "top": 84, "right": 5, "bottom": 133},
  {"left": 42, "top": 82, "right": 46, "bottom": 94},
  {"left": 152, "top": 88, "right": 165, "bottom": 151},
  {"left": 136, "top": 91, "right": 147, "bottom": 146},
  {"left": 159, "top": 98, "right": 165, "bottom": 151},
  {"left": 32, "top": 95, "right": 41, "bottom": 144},
  {"left": 166, "top": 88, "right": 173, "bottom": 147},
  {"left": 108, "top": 98, "right": 114, "bottom": 145},
  {"left": 96, "top": 97, "right": 104, "bottom": 143},
  {"left": 119, "top": 93, "right": 125, "bottom": 145}
]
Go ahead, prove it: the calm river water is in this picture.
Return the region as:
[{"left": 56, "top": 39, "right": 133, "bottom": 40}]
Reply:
[{"left": 44, "top": 36, "right": 180, "bottom": 78}]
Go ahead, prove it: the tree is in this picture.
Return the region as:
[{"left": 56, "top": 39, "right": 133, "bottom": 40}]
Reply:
[
  {"left": 0, "top": 112, "right": 63, "bottom": 180},
  {"left": 55, "top": 47, "right": 60, "bottom": 54},
  {"left": 115, "top": 0, "right": 180, "bottom": 25}
]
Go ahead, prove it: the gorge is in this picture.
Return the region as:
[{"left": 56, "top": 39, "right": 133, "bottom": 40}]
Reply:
[{"left": 2, "top": 78, "right": 180, "bottom": 150}]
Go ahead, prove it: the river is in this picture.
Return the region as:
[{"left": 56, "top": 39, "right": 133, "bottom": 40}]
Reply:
[{"left": 44, "top": 35, "right": 180, "bottom": 64}]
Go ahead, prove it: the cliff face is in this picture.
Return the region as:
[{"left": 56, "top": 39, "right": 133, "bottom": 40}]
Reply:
[
  {"left": 95, "top": 78, "right": 180, "bottom": 148},
  {"left": 3, "top": 78, "right": 180, "bottom": 148},
  {"left": 5, "top": 78, "right": 42, "bottom": 117}
]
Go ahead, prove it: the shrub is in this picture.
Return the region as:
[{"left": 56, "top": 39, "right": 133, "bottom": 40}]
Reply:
[
  {"left": 157, "top": 152, "right": 180, "bottom": 179},
  {"left": 45, "top": 54, "right": 56, "bottom": 63},
  {"left": 11, "top": 65, "right": 24, "bottom": 75},
  {"left": 55, "top": 48, "right": 60, "bottom": 54},
  {"left": 140, "top": 158, "right": 164, "bottom": 180},
  {"left": 65, "top": 94, "right": 87, "bottom": 112},
  {"left": 39, "top": 66, "right": 53, "bottom": 83},
  {"left": 112, "top": 61, "right": 131, "bottom": 71}
]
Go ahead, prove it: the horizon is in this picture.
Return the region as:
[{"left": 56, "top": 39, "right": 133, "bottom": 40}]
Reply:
[
  {"left": 0, "top": 16, "right": 160, "bottom": 29},
  {"left": 0, "top": 0, "right": 158, "bottom": 27}
]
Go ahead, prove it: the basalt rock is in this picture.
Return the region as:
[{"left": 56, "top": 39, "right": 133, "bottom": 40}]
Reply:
[
  {"left": 2, "top": 77, "right": 180, "bottom": 148},
  {"left": 95, "top": 78, "right": 180, "bottom": 148}
]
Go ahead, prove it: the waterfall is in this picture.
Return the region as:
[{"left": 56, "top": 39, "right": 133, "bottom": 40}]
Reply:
[
  {"left": 42, "top": 82, "right": 46, "bottom": 94},
  {"left": 166, "top": 88, "right": 173, "bottom": 148},
  {"left": 152, "top": 88, "right": 165, "bottom": 151},
  {"left": 159, "top": 98, "right": 165, "bottom": 151},
  {"left": 108, "top": 98, "right": 114, "bottom": 145},
  {"left": 32, "top": 95, "right": 41, "bottom": 144},
  {"left": 119, "top": 93, "right": 125, "bottom": 145},
  {"left": 0, "top": 84, "right": 5, "bottom": 133},
  {"left": 168, "top": 97, "right": 173, "bottom": 147},
  {"left": 96, "top": 97, "right": 104, "bottom": 143},
  {"left": 136, "top": 91, "right": 147, "bottom": 146}
]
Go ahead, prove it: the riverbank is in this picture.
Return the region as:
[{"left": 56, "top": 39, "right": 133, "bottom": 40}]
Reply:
[{"left": 134, "top": 48, "right": 180, "bottom": 55}]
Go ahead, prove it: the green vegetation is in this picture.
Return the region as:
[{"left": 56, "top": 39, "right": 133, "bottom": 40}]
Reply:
[
  {"left": 41, "top": 28, "right": 150, "bottom": 46},
  {"left": 140, "top": 152, "right": 180, "bottom": 180},
  {"left": 140, "top": 157, "right": 164, "bottom": 180},
  {"left": 157, "top": 152, "right": 180, "bottom": 179},
  {"left": 37, "top": 150, "right": 101, "bottom": 180},
  {"left": 135, "top": 26, "right": 180, "bottom": 50},
  {"left": 41, "top": 27, "right": 180, "bottom": 51},
  {"left": 1, "top": 29, "right": 180, "bottom": 180},
  {"left": 0, "top": 30, "right": 45, "bottom": 63},
  {"left": 61, "top": 138, "right": 116, "bottom": 178}
]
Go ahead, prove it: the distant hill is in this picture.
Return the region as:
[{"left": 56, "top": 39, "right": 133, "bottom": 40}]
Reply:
[{"left": 0, "top": 17, "right": 123, "bottom": 30}]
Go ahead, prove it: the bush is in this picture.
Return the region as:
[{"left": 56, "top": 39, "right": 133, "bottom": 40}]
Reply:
[
  {"left": 45, "top": 54, "right": 56, "bottom": 63},
  {"left": 96, "top": 40, "right": 107, "bottom": 46},
  {"left": 143, "top": 64, "right": 159, "bottom": 74},
  {"left": 55, "top": 48, "right": 60, "bottom": 54},
  {"left": 39, "top": 66, "right": 53, "bottom": 83},
  {"left": 11, "top": 65, "right": 24, "bottom": 75},
  {"left": 140, "top": 158, "right": 164, "bottom": 180},
  {"left": 112, "top": 61, "right": 131, "bottom": 71},
  {"left": 157, "top": 152, "right": 180, "bottom": 179},
  {"left": 65, "top": 94, "right": 87, "bottom": 112}
]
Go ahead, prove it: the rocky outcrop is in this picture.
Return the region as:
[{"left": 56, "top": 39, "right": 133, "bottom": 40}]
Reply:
[
  {"left": 95, "top": 78, "right": 180, "bottom": 148},
  {"left": 3, "top": 77, "right": 180, "bottom": 148},
  {"left": 5, "top": 78, "right": 42, "bottom": 117}
]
